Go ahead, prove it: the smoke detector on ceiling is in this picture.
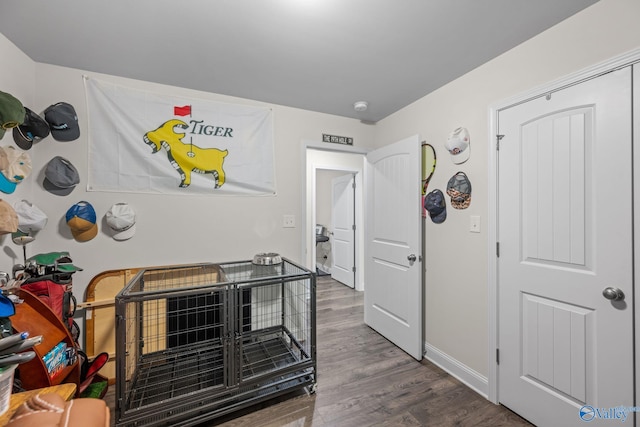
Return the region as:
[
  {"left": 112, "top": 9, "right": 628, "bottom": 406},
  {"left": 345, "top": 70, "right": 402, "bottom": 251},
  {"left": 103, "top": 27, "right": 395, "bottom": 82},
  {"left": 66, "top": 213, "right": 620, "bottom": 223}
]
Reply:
[{"left": 353, "top": 101, "right": 368, "bottom": 112}]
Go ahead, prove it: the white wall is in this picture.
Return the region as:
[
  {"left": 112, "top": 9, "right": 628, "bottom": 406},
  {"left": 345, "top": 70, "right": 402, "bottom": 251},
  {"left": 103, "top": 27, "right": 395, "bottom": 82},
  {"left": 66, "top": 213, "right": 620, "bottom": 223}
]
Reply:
[
  {"left": 375, "top": 0, "right": 640, "bottom": 380},
  {"left": 0, "top": 33, "right": 376, "bottom": 332}
]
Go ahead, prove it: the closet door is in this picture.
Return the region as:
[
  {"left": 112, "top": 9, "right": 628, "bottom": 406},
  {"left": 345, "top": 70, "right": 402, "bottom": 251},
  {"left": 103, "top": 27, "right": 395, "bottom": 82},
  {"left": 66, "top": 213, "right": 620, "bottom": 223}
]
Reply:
[{"left": 498, "top": 66, "right": 633, "bottom": 426}]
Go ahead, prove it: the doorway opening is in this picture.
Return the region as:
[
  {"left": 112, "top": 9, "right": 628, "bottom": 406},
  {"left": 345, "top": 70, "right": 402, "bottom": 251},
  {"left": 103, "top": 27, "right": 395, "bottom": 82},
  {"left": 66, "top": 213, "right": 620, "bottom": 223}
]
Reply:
[{"left": 303, "top": 141, "right": 367, "bottom": 291}]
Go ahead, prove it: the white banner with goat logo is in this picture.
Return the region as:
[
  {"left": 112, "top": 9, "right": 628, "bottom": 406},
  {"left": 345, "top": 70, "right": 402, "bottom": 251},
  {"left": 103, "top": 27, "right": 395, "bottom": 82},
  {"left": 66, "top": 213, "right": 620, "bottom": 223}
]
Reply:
[{"left": 84, "top": 77, "right": 275, "bottom": 195}]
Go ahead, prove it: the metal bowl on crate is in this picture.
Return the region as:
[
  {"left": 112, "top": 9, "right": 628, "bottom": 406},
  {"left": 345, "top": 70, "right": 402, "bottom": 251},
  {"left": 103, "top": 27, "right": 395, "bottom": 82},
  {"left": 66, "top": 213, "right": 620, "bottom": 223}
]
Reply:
[{"left": 252, "top": 252, "right": 283, "bottom": 266}]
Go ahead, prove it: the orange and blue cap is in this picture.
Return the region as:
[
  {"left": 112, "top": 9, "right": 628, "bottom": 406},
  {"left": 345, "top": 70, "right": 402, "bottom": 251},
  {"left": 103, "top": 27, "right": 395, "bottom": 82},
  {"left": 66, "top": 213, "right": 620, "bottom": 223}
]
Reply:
[{"left": 65, "top": 201, "right": 97, "bottom": 242}]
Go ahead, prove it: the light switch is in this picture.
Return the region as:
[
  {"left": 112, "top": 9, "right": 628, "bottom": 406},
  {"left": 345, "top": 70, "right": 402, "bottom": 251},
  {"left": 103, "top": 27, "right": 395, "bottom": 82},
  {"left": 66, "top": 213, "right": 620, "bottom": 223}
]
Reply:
[{"left": 470, "top": 215, "right": 480, "bottom": 233}]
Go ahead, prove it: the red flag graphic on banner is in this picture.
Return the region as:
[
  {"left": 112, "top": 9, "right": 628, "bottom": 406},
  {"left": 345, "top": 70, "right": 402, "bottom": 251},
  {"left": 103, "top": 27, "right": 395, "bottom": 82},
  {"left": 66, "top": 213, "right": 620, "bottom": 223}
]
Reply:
[{"left": 174, "top": 105, "right": 192, "bottom": 116}]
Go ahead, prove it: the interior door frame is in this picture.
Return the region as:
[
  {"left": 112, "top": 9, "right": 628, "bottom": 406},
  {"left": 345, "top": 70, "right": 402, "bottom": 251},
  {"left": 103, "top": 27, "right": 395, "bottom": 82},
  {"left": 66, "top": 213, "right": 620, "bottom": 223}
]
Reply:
[
  {"left": 302, "top": 140, "right": 368, "bottom": 291},
  {"left": 487, "top": 47, "right": 640, "bottom": 405}
]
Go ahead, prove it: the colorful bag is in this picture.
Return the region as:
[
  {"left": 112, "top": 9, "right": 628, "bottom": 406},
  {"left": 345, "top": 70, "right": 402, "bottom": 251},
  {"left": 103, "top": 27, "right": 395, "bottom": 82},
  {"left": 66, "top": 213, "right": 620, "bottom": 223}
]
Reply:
[
  {"left": 21, "top": 275, "right": 76, "bottom": 333},
  {"left": 19, "top": 252, "right": 82, "bottom": 340}
]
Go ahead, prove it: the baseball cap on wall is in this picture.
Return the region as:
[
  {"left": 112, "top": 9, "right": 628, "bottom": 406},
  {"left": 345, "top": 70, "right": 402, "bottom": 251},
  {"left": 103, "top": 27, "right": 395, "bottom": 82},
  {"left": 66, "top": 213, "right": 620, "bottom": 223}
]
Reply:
[
  {"left": 444, "top": 127, "right": 470, "bottom": 165},
  {"left": 0, "top": 146, "right": 32, "bottom": 194},
  {"left": 14, "top": 199, "right": 48, "bottom": 233},
  {"left": 43, "top": 156, "right": 80, "bottom": 196},
  {"left": 66, "top": 201, "right": 98, "bottom": 242},
  {"left": 44, "top": 102, "right": 79, "bottom": 142},
  {"left": 424, "top": 189, "right": 447, "bottom": 224},
  {"left": 106, "top": 202, "right": 136, "bottom": 241},
  {"left": 12, "top": 107, "right": 50, "bottom": 150},
  {"left": 446, "top": 172, "right": 472, "bottom": 209},
  {"left": 0, "top": 199, "right": 18, "bottom": 235},
  {"left": 0, "top": 91, "right": 25, "bottom": 140}
]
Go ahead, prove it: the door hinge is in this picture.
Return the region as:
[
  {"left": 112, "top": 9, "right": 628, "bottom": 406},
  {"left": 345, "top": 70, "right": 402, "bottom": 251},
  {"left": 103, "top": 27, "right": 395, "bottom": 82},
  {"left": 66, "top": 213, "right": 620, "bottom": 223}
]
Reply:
[
  {"left": 496, "top": 134, "right": 504, "bottom": 151},
  {"left": 496, "top": 348, "right": 500, "bottom": 365},
  {"left": 352, "top": 266, "right": 356, "bottom": 273},
  {"left": 496, "top": 242, "right": 500, "bottom": 258},
  {"left": 352, "top": 224, "right": 356, "bottom": 231}
]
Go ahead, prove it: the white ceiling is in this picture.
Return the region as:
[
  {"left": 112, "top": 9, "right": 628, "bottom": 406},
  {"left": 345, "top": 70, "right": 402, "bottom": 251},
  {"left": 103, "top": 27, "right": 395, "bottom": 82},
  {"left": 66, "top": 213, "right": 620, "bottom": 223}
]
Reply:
[{"left": 0, "top": 0, "right": 599, "bottom": 123}]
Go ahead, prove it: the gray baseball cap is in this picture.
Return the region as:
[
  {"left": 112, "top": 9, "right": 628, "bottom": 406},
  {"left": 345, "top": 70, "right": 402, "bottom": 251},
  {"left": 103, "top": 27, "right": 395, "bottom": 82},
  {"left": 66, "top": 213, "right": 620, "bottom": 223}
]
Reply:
[
  {"left": 424, "top": 189, "right": 447, "bottom": 224},
  {"left": 43, "top": 156, "right": 80, "bottom": 196}
]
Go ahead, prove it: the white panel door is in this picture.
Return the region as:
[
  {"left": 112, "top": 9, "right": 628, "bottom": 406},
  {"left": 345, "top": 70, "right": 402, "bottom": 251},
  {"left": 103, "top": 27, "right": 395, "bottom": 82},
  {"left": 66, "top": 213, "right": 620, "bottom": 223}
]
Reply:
[
  {"left": 365, "top": 134, "right": 422, "bottom": 360},
  {"left": 331, "top": 173, "right": 355, "bottom": 288},
  {"left": 498, "top": 67, "right": 633, "bottom": 426}
]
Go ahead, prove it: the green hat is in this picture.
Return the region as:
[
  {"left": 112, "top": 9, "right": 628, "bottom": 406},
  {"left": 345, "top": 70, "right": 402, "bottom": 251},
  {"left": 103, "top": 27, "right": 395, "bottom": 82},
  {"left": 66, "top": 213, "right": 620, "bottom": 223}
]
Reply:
[
  {"left": 0, "top": 91, "right": 25, "bottom": 140},
  {"left": 27, "top": 251, "right": 83, "bottom": 273}
]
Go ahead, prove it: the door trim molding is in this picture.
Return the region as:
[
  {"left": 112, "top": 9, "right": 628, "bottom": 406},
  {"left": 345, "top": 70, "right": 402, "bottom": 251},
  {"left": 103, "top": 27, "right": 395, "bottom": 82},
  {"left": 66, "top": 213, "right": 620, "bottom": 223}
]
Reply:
[
  {"left": 487, "top": 46, "right": 640, "bottom": 404},
  {"left": 302, "top": 140, "right": 368, "bottom": 291}
]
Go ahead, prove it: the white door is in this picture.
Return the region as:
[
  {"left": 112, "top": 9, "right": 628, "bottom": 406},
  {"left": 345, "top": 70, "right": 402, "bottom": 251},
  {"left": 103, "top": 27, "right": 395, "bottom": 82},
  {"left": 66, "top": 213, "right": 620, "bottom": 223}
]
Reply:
[
  {"left": 331, "top": 173, "right": 355, "bottom": 288},
  {"left": 498, "top": 67, "right": 633, "bottom": 426},
  {"left": 365, "top": 134, "right": 422, "bottom": 360}
]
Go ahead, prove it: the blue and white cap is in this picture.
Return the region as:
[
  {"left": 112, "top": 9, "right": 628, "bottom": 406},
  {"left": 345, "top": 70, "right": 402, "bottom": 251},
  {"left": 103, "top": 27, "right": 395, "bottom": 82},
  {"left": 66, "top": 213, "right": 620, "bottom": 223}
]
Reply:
[{"left": 0, "top": 146, "right": 31, "bottom": 194}]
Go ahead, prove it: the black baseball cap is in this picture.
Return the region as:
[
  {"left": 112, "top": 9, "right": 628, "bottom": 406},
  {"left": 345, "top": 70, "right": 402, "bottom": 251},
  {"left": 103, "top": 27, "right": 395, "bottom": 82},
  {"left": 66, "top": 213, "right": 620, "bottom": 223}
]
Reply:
[
  {"left": 12, "top": 107, "right": 50, "bottom": 150},
  {"left": 44, "top": 102, "right": 79, "bottom": 142}
]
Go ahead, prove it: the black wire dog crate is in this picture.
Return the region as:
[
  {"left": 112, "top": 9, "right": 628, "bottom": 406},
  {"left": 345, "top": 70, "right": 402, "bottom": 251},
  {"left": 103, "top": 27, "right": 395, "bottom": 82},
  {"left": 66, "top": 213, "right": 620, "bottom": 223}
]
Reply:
[{"left": 114, "top": 259, "right": 316, "bottom": 427}]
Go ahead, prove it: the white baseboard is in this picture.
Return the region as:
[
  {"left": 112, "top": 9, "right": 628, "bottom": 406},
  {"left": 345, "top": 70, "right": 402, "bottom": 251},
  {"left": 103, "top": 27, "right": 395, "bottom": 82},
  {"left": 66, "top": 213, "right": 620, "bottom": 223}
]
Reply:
[{"left": 423, "top": 342, "right": 488, "bottom": 399}]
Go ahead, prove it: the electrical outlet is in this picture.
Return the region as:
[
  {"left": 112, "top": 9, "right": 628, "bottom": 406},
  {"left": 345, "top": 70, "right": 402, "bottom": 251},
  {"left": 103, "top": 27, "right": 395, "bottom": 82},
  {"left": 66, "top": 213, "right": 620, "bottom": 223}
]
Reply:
[
  {"left": 283, "top": 215, "right": 295, "bottom": 228},
  {"left": 470, "top": 215, "right": 480, "bottom": 233}
]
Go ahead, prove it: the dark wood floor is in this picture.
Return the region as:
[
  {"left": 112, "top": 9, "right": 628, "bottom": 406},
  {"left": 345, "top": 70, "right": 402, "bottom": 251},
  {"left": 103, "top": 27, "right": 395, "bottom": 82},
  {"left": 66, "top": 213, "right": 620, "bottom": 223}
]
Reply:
[{"left": 105, "top": 276, "right": 533, "bottom": 427}]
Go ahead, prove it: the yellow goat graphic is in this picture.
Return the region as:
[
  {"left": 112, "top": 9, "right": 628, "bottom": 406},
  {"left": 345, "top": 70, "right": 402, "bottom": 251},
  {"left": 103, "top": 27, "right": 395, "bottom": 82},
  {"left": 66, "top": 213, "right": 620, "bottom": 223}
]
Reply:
[{"left": 143, "top": 119, "right": 228, "bottom": 188}]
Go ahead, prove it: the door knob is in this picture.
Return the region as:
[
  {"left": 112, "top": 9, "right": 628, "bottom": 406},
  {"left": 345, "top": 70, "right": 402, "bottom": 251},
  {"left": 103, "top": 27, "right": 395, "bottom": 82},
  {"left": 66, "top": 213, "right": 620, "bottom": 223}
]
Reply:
[
  {"left": 407, "top": 254, "right": 416, "bottom": 262},
  {"left": 602, "top": 287, "right": 625, "bottom": 301}
]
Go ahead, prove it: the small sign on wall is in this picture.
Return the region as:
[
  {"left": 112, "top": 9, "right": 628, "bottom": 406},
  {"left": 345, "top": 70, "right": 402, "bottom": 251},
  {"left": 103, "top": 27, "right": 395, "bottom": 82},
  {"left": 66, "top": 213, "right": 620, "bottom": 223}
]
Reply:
[{"left": 322, "top": 134, "right": 353, "bottom": 145}]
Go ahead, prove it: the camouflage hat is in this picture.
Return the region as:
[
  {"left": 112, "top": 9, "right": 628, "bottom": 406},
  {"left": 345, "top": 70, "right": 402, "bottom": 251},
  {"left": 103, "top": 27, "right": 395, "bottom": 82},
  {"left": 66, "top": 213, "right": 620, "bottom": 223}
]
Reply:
[
  {"left": 0, "top": 91, "right": 26, "bottom": 140},
  {"left": 446, "top": 172, "right": 472, "bottom": 209}
]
